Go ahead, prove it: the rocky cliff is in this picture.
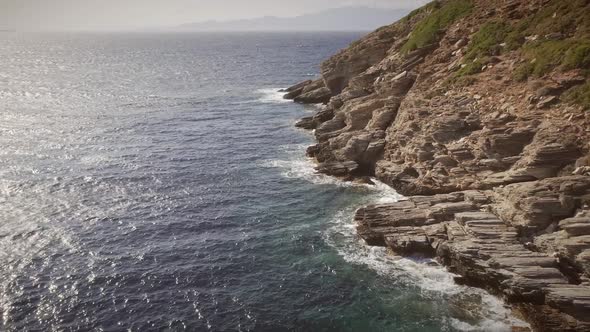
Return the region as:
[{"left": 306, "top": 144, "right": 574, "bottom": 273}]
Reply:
[{"left": 284, "top": 0, "right": 590, "bottom": 330}]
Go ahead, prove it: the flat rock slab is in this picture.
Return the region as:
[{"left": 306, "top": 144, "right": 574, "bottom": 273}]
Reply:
[{"left": 355, "top": 190, "right": 590, "bottom": 328}]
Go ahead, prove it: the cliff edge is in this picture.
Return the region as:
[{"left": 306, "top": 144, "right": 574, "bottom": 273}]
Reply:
[{"left": 285, "top": 0, "right": 590, "bottom": 330}]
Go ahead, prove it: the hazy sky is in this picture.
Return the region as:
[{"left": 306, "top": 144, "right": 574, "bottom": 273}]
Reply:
[{"left": 1, "top": 0, "right": 427, "bottom": 31}]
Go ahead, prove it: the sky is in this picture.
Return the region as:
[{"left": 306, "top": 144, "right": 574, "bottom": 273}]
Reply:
[{"left": 0, "top": 0, "right": 427, "bottom": 31}]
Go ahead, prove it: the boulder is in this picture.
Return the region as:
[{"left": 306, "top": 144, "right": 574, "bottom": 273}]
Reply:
[
  {"left": 315, "top": 160, "right": 359, "bottom": 177},
  {"left": 294, "top": 87, "right": 332, "bottom": 104}
]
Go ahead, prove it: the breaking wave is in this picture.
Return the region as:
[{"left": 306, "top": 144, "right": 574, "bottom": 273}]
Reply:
[
  {"left": 324, "top": 203, "right": 529, "bottom": 331},
  {"left": 267, "top": 142, "right": 530, "bottom": 331},
  {"left": 256, "top": 88, "right": 291, "bottom": 104}
]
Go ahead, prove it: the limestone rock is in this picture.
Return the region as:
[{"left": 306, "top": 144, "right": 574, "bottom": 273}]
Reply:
[
  {"left": 282, "top": 79, "right": 314, "bottom": 100},
  {"left": 294, "top": 87, "right": 332, "bottom": 104},
  {"left": 287, "top": 0, "right": 590, "bottom": 328},
  {"left": 356, "top": 192, "right": 590, "bottom": 328},
  {"left": 315, "top": 160, "right": 358, "bottom": 177}
]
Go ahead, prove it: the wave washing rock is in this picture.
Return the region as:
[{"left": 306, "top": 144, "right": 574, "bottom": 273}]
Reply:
[{"left": 286, "top": 0, "right": 590, "bottom": 330}]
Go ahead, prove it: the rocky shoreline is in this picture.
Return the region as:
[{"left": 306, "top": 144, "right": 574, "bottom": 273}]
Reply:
[{"left": 283, "top": 0, "right": 590, "bottom": 331}]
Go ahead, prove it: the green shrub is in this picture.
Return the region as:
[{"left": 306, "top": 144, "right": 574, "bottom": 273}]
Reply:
[
  {"left": 513, "top": 63, "right": 534, "bottom": 82},
  {"left": 456, "top": 59, "right": 483, "bottom": 76},
  {"left": 401, "top": 1, "right": 439, "bottom": 23},
  {"left": 445, "top": 58, "right": 483, "bottom": 86},
  {"left": 401, "top": 0, "right": 473, "bottom": 54},
  {"left": 464, "top": 22, "right": 511, "bottom": 60},
  {"left": 523, "top": 40, "right": 573, "bottom": 76},
  {"left": 452, "top": 21, "right": 511, "bottom": 79},
  {"left": 564, "top": 82, "right": 590, "bottom": 110},
  {"left": 442, "top": 73, "right": 478, "bottom": 88},
  {"left": 505, "top": 30, "right": 525, "bottom": 50},
  {"left": 563, "top": 43, "right": 590, "bottom": 70},
  {"left": 517, "top": 40, "right": 590, "bottom": 78},
  {"left": 502, "top": 0, "right": 590, "bottom": 49},
  {"left": 511, "top": 0, "right": 589, "bottom": 38}
]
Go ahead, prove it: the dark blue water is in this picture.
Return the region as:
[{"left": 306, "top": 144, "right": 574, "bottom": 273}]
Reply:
[{"left": 0, "top": 32, "right": 526, "bottom": 331}]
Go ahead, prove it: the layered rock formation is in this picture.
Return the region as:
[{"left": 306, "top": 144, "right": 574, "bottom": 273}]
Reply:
[{"left": 285, "top": 0, "right": 590, "bottom": 330}]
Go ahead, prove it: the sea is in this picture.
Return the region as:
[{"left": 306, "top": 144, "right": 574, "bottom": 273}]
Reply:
[{"left": 0, "top": 32, "right": 528, "bottom": 331}]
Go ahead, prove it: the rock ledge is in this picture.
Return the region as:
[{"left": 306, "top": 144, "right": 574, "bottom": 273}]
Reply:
[{"left": 286, "top": 0, "right": 590, "bottom": 330}]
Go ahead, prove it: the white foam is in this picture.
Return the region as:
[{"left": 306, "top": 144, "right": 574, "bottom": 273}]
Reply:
[
  {"left": 312, "top": 103, "right": 326, "bottom": 111},
  {"left": 324, "top": 208, "right": 451, "bottom": 286},
  {"left": 371, "top": 180, "right": 404, "bottom": 204},
  {"left": 323, "top": 199, "right": 530, "bottom": 331},
  {"left": 256, "top": 88, "right": 291, "bottom": 104},
  {"left": 266, "top": 141, "right": 528, "bottom": 330},
  {"left": 261, "top": 157, "right": 339, "bottom": 185},
  {"left": 259, "top": 144, "right": 350, "bottom": 186},
  {"left": 447, "top": 293, "right": 530, "bottom": 331},
  {"left": 261, "top": 144, "right": 406, "bottom": 193}
]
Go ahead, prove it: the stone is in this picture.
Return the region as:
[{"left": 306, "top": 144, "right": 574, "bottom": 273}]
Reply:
[
  {"left": 537, "top": 95, "right": 558, "bottom": 109},
  {"left": 282, "top": 79, "right": 315, "bottom": 99},
  {"left": 281, "top": 79, "right": 312, "bottom": 93},
  {"left": 295, "top": 116, "right": 316, "bottom": 129},
  {"left": 454, "top": 38, "right": 468, "bottom": 49},
  {"left": 315, "top": 160, "right": 358, "bottom": 176},
  {"left": 285, "top": 1, "right": 590, "bottom": 328},
  {"left": 294, "top": 86, "right": 332, "bottom": 104},
  {"left": 493, "top": 176, "right": 590, "bottom": 233}
]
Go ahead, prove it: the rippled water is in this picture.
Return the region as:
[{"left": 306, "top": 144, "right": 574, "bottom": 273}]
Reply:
[{"left": 0, "top": 32, "right": 527, "bottom": 331}]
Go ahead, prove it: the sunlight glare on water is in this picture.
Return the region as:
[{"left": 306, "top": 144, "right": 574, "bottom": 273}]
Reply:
[{"left": 0, "top": 32, "right": 527, "bottom": 331}]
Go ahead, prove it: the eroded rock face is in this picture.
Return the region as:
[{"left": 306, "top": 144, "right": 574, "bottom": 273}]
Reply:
[
  {"left": 355, "top": 189, "right": 590, "bottom": 331},
  {"left": 492, "top": 176, "right": 590, "bottom": 235},
  {"left": 283, "top": 79, "right": 333, "bottom": 104},
  {"left": 287, "top": 0, "right": 590, "bottom": 329},
  {"left": 319, "top": 23, "right": 415, "bottom": 95}
]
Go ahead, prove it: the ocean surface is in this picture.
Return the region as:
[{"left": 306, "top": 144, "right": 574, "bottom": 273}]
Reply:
[{"left": 0, "top": 32, "right": 527, "bottom": 331}]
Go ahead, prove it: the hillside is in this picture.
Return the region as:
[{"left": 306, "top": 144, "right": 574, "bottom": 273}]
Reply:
[
  {"left": 179, "top": 7, "right": 410, "bottom": 31},
  {"left": 284, "top": 0, "right": 590, "bottom": 330}
]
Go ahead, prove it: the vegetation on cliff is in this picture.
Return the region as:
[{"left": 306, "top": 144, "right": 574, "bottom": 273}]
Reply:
[
  {"left": 510, "top": 0, "right": 590, "bottom": 109},
  {"left": 564, "top": 81, "right": 590, "bottom": 109},
  {"left": 447, "top": 0, "right": 590, "bottom": 108},
  {"left": 400, "top": 0, "right": 473, "bottom": 54},
  {"left": 454, "top": 21, "right": 511, "bottom": 77}
]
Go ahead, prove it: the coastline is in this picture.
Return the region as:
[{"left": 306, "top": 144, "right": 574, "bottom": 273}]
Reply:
[
  {"left": 281, "top": 0, "right": 590, "bottom": 330},
  {"left": 259, "top": 87, "right": 530, "bottom": 330}
]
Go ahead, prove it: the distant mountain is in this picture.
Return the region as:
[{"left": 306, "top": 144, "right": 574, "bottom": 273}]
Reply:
[{"left": 179, "top": 7, "right": 411, "bottom": 32}]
